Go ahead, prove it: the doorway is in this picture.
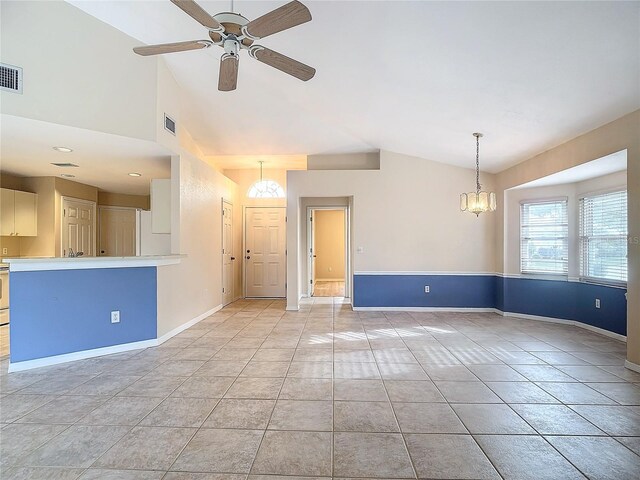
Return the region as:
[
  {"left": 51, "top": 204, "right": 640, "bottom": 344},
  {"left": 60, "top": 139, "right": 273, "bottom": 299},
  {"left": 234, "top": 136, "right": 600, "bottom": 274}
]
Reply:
[
  {"left": 61, "top": 197, "right": 96, "bottom": 257},
  {"left": 244, "top": 206, "right": 286, "bottom": 298},
  {"left": 222, "top": 200, "right": 234, "bottom": 306},
  {"left": 308, "top": 206, "right": 350, "bottom": 297},
  {"left": 98, "top": 206, "right": 137, "bottom": 257}
]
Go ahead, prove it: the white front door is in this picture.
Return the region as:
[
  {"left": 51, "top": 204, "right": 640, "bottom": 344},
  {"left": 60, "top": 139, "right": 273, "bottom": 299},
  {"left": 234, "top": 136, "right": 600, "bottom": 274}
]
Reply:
[
  {"left": 62, "top": 197, "right": 96, "bottom": 257},
  {"left": 99, "top": 207, "right": 137, "bottom": 257},
  {"left": 245, "top": 207, "right": 286, "bottom": 298},
  {"left": 222, "top": 200, "right": 234, "bottom": 306}
]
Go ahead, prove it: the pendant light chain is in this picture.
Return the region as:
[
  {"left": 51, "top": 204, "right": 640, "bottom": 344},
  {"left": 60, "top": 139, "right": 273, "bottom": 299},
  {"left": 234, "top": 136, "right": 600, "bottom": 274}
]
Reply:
[{"left": 475, "top": 134, "right": 481, "bottom": 194}]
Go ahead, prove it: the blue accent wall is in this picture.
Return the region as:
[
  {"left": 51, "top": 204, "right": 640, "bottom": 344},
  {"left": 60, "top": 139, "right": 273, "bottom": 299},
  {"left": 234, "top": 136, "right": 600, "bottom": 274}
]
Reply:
[
  {"left": 353, "top": 274, "right": 497, "bottom": 309},
  {"left": 10, "top": 267, "right": 157, "bottom": 362},
  {"left": 354, "top": 274, "right": 627, "bottom": 336}
]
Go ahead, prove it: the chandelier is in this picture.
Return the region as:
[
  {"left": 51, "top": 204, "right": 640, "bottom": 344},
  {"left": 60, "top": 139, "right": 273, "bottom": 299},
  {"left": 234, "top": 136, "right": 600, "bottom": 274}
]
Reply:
[{"left": 460, "top": 132, "right": 496, "bottom": 216}]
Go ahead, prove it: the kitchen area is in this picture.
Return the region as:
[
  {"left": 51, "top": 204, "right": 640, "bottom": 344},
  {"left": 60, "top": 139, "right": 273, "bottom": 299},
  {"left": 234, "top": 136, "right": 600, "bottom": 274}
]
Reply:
[{"left": 0, "top": 169, "right": 172, "bottom": 361}]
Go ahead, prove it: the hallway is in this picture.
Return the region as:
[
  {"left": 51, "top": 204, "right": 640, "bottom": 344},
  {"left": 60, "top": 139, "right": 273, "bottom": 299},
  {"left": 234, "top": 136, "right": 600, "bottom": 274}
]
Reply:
[{"left": 1, "top": 298, "right": 639, "bottom": 479}]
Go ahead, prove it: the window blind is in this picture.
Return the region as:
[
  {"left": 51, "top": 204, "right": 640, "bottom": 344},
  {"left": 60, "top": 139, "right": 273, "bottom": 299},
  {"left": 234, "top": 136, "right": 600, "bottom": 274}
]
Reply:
[
  {"left": 579, "top": 190, "right": 627, "bottom": 283},
  {"left": 520, "top": 199, "right": 568, "bottom": 275}
]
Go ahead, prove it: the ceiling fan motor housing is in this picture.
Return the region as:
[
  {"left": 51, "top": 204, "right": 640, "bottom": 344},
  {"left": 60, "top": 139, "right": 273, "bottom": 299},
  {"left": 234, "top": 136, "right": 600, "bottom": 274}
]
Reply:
[{"left": 223, "top": 35, "right": 240, "bottom": 56}]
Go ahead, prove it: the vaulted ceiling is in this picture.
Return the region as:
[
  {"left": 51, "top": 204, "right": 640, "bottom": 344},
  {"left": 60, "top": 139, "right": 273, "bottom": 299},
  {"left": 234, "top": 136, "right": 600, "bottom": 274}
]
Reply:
[{"left": 70, "top": 1, "right": 640, "bottom": 172}]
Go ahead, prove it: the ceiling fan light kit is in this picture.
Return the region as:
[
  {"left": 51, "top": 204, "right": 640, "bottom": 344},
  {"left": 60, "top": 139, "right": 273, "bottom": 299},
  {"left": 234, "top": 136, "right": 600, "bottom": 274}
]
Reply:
[{"left": 133, "top": 0, "right": 316, "bottom": 91}]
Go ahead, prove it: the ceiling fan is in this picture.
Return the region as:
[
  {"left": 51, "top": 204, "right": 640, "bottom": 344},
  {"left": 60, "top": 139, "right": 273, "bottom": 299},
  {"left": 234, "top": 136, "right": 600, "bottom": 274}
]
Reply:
[{"left": 133, "top": 0, "right": 316, "bottom": 91}]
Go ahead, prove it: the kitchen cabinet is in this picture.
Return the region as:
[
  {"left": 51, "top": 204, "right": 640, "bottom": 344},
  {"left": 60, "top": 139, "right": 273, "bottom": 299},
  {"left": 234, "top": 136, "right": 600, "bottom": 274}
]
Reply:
[{"left": 0, "top": 188, "right": 38, "bottom": 236}]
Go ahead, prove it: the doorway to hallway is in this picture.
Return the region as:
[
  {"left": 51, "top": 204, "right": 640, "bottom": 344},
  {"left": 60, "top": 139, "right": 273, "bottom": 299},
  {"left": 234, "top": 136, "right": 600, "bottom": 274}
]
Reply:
[{"left": 308, "top": 207, "right": 349, "bottom": 298}]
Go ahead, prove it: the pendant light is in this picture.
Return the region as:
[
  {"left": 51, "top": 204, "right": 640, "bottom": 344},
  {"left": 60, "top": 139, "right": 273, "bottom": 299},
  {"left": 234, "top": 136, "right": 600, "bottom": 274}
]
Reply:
[
  {"left": 247, "top": 160, "right": 285, "bottom": 198},
  {"left": 460, "top": 132, "right": 496, "bottom": 216}
]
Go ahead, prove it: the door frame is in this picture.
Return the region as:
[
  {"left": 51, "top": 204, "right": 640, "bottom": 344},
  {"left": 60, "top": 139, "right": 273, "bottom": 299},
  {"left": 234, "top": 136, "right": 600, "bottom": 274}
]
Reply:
[
  {"left": 97, "top": 205, "right": 140, "bottom": 257},
  {"left": 243, "top": 206, "right": 287, "bottom": 298},
  {"left": 60, "top": 196, "right": 97, "bottom": 257},
  {"left": 221, "top": 199, "right": 234, "bottom": 306},
  {"left": 306, "top": 205, "right": 351, "bottom": 298}
]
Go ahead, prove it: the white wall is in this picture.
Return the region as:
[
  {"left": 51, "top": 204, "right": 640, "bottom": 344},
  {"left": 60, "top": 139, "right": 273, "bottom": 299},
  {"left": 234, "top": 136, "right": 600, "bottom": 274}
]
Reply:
[
  {"left": 504, "top": 170, "right": 627, "bottom": 278},
  {"left": 287, "top": 150, "right": 496, "bottom": 309},
  {"left": 0, "top": 0, "right": 157, "bottom": 142},
  {"left": 156, "top": 153, "right": 238, "bottom": 337}
]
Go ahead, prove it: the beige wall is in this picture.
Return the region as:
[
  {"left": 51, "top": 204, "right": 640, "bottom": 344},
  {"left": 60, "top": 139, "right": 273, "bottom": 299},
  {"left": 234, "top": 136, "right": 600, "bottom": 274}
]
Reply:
[
  {"left": 307, "top": 152, "right": 380, "bottom": 170},
  {"left": 287, "top": 150, "right": 496, "bottom": 308},
  {"left": 224, "top": 168, "right": 288, "bottom": 208},
  {"left": 495, "top": 110, "right": 639, "bottom": 368},
  {"left": 0, "top": 173, "right": 24, "bottom": 190},
  {"left": 314, "top": 210, "right": 346, "bottom": 280},
  {"left": 98, "top": 192, "right": 150, "bottom": 210}
]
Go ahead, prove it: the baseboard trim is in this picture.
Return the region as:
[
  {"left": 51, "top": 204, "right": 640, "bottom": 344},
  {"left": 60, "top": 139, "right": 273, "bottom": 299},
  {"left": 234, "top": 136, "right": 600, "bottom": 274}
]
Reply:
[
  {"left": 500, "top": 311, "right": 627, "bottom": 342},
  {"left": 352, "top": 306, "right": 500, "bottom": 313},
  {"left": 624, "top": 360, "right": 640, "bottom": 373},
  {"left": 157, "top": 304, "right": 223, "bottom": 345},
  {"left": 8, "top": 305, "right": 224, "bottom": 373},
  {"left": 8, "top": 338, "right": 158, "bottom": 373}
]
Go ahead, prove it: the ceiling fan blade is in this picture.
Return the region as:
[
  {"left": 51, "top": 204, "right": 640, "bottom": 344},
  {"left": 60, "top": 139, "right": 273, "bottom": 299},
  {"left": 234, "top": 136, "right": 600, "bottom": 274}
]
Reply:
[
  {"left": 133, "top": 40, "right": 211, "bottom": 56},
  {"left": 170, "top": 0, "right": 222, "bottom": 31},
  {"left": 218, "top": 54, "right": 239, "bottom": 91},
  {"left": 250, "top": 46, "right": 315, "bottom": 81},
  {"left": 244, "top": 0, "right": 311, "bottom": 39}
]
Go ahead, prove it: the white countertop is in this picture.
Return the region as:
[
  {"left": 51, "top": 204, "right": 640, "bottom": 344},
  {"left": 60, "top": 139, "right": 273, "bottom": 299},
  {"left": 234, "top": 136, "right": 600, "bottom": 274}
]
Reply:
[{"left": 2, "top": 255, "right": 185, "bottom": 272}]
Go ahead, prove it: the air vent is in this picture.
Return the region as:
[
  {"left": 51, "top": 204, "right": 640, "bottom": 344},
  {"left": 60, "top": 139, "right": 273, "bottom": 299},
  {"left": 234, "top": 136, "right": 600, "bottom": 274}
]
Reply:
[
  {"left": 0, "top": 63, "right": 23, "bottom": 94},
  {"left": 164, "top": 114, "right": 176, "bottom": 135},
  {"left": 51, "top": 163, "right": 79, "bottom": 168}
]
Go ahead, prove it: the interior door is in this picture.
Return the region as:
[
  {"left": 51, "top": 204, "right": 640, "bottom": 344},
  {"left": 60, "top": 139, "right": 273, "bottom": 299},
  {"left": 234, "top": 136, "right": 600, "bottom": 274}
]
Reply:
[
  {"left": 62, "top": 197, "right": 96, "bottom": 257},
  {"left": 99, "top": 207, "right": 136, "bottom": 257},
  {"left": 310, "top": 210, "right": 316, "bottom": 296},
  {"left": 245, "top": 207, "right": 286, "bottom": 298},
  {"left": 222, "top": 200, "right": 234, "bottom": 306}
]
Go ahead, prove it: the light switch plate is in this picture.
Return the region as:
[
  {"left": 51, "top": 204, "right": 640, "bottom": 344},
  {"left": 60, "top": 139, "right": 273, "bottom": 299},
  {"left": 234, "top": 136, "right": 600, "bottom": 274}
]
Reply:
[{"left": 111, "top": 311, "right": 121, "bottom": 323}]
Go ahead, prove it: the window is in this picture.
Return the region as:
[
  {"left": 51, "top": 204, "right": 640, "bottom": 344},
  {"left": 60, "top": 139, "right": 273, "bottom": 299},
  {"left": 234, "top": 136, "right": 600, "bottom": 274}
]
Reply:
[
  {"left": 579, "top": 190, "right": 627, "bottom": 283},
  {"left": 520, "top": 199, "right": 568, "bottom": 275},
  {"left": 247, "top": 180, "right": 285, "bottom": 199}
]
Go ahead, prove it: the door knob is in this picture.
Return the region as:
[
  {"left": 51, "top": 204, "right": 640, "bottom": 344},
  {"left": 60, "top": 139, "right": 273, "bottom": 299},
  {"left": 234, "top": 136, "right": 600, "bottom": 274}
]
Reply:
[
  {"left": 246, "top": 249, "right": 250, "bottom": 253},
  {"left": 231, "top": 257, "right": 236, "bottom": 260},
  {"left": 246, "top": 256, "right": 251, "bottom": 260}
]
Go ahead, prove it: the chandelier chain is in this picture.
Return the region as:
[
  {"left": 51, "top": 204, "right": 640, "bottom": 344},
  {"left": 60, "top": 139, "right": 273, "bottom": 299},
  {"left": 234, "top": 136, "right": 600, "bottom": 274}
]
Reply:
[{"left": 476, "top": 134, "right": 481, "bottom": 193}]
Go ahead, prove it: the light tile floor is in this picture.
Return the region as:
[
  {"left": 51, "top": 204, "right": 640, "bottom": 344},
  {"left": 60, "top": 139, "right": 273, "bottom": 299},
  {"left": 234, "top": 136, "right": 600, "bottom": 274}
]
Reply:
[{"left": 1, "top": 298, "right": 640, "bottom": 479}]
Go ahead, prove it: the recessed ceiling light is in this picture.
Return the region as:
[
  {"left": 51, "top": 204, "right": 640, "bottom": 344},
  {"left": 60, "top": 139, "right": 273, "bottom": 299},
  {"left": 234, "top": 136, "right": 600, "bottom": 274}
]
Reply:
[
  {"left": 53, "top": 146, "right": 73, "bottom": 153},
  {"left": 128, "top": 172, "right": 142, "bottom": 177},
  {"left": 60, "top": 173, "right": 75, "bottom": 178}
]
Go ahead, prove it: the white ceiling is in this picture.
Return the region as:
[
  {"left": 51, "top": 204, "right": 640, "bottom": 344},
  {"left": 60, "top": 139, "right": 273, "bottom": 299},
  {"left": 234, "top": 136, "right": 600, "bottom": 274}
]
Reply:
[
  {"left": 0, "top": 115, "right": 171, "bottom": 195},
  {"left": 513, "top": 149, "right": 627, "bottom": 189},
  {"left": 69, "top": 1, "right": 639, "bottom": 173}
]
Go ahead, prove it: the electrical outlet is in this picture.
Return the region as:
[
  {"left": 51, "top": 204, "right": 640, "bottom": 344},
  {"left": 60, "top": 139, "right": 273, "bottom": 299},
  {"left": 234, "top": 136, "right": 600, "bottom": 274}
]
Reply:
[
  {"left": 111, "top": 310, "right": 121, "bottom": 323},
  {"left": 424, "top": 286, "right": 430, "bottom": 293},
  {"left": 595, "top": 299, "right": 601, "bottom": 309},
  {"left": 2, "top": 248, "right": 7, "bottom": 255}
]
